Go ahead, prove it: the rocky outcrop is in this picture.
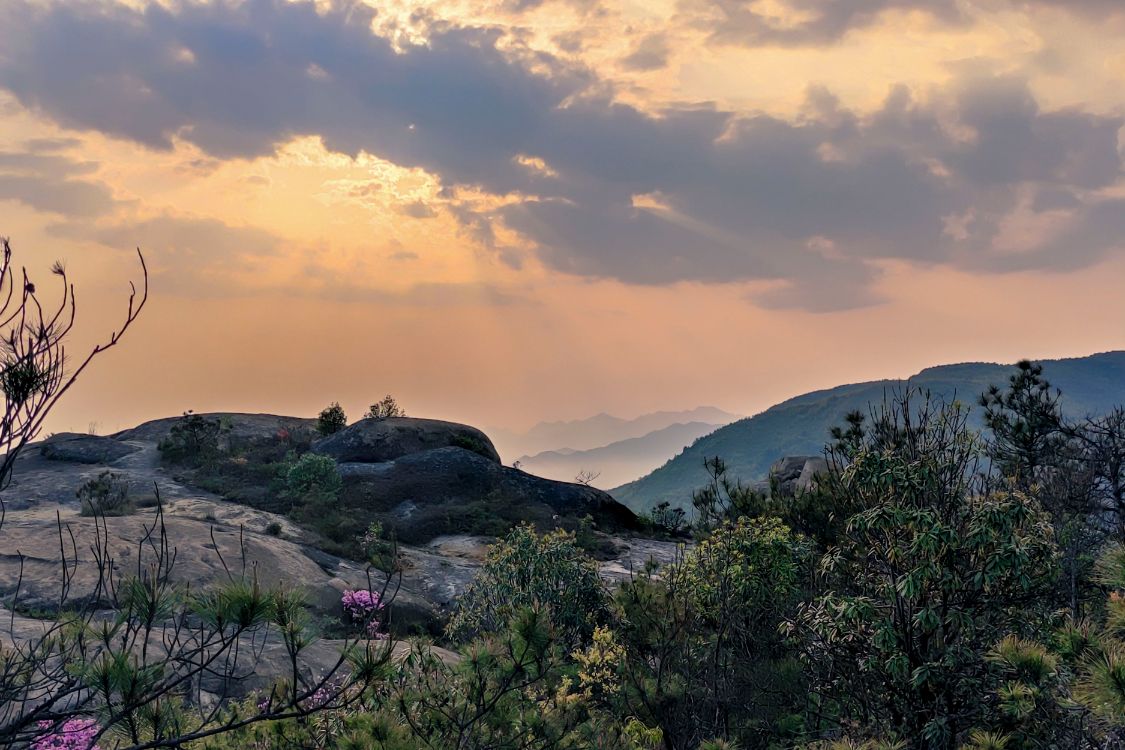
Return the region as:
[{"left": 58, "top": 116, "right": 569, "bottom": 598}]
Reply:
[
  {"left": 313, "top": 417, "right": 501, "bottom": 464},
  {"left": 114, "top": 413, "right": 317, "bottom": 448},
  {"left": 39, "top": 433, "right": 138, "bottom": 464},
  {"left": 337, "top": 446, "right": 638, "bottom": 544},
  {"left": 0, "top": 412, "right": 679, "bottom": 705}
]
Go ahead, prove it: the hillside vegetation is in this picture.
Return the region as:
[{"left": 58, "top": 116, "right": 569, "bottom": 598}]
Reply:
[{"left": 613, "top": 351, "right": 1125, "bottom": 513}]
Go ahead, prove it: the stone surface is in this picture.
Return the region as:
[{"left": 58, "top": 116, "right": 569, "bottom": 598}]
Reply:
[
  {"left": 313, "top": 417, "right": 501, "bottom": 464},
  {"left": 114, "top": 413, "right": 318, "bottom": 449},
  {"left": 39, "top": 433, "right": 139, "bottom": 464},
  {"left": 337, "top": 446, "right": 639, "bottom": 543},
  {"left": 1, "top": 414, "right": 668, "bottom": 638}
]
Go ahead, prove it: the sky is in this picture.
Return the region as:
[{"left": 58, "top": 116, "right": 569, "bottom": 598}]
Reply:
[{"left": 0, "top": 0, "right": 1123, "bottom": 437}]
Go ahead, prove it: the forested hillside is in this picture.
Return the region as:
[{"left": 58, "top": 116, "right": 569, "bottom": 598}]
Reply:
[{"left": 613, "top": 351, "right": 1125, "bottom": 512}]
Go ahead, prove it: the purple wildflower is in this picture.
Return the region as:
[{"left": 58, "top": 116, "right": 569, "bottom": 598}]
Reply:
[{"left": 33, "top": 718, "right": 101, "bottom": 750}]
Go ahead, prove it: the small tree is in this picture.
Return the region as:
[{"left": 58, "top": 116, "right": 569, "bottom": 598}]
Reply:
[
  {"left": 316, "top": 402, "right": 347, "bottom": 436},
  {"left": 158, "top": 411, "right": 222, "bottom": 465},
  {"left": 612, "top": 518, "right": 810, "bottom": 749},
  {"left": 649, "top": 501, "right": 687, "bottom": 534},
  {"left": 575, "top": 469, "right": 601, "bottom": 487},
  {"left": 980, "top": 360, "right": 1066, "bottom": 490},
  {"left": 364, "top": 394, "right": 405, "bottom": 420}
]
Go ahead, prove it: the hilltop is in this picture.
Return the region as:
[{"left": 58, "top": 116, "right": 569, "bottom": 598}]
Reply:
[{"left": 611, "top": 351, "right": 1125, "bottom": 513}]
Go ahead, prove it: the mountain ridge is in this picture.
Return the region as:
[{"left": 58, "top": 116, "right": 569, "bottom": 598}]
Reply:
[
  {"left": 489, "top": 406, "right": 740, "bottom": 460},
  {"left": 514, "top": 420, "right": 724, "bottom": 488},
  {"left": 611, "top": 351, "right": 1125, "bottom": 513}
]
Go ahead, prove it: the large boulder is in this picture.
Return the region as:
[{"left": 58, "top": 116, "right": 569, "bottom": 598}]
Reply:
[
  {"left": 313, "top": 417, "right": 501, "bottom": 464},
  {"left": 39, "top": 433, "right": 138, "bottom": 464},
  {"left": 769, "top": 455, "right": 828, "bottom": 496},
  {"left": 336, "top": 446, "right": 637, "bottom": 544}
]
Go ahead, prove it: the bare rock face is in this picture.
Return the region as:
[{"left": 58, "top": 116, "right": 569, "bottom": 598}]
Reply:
[
  {"left": 40, "top": 433, "right": 138, "bottom": 464},
  {"left": 313, "top": 417, "right": 502, "bottom": 464}
]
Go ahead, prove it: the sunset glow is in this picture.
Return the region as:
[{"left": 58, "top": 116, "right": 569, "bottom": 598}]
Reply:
[{"left": 0, "top": 0, "right": 1122, "bottom": 437}]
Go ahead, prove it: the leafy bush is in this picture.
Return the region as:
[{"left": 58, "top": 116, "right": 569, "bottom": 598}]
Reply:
[
  {"left": 284, "top": 453, "right": 342, "bottom": 499},
  {"left": 448, "top": 524, "right": 609, "bottom": 645},
  {"left": 682, "top": 515, "right": 808, "bottom": 626},
  {"left": 76, "top": 471, "right": 133, "bottom": 517},
  {"left": 264, "top": 520, "right": 282, "bottom": 536},
  {"left": 317, "top": 402, "right": 347, "bottom": 436}
]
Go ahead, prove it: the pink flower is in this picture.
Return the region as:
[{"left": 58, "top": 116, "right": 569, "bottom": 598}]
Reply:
[
  {"left": 33, "top": 718, "right": 101, "bottom": 750},
  {"left": 341, "top": 589, "right": 385, "bottom": 637}
]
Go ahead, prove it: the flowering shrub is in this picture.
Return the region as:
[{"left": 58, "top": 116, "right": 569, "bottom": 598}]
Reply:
[
  {"left": 341, "top": 589, "right": 385, "bottom": 637},
  {"left": 33, "top": 718, "right": 101, "bottom": 750}
]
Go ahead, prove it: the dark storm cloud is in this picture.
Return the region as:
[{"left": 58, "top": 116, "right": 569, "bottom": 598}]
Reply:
[{"left": 0, "top": 0, "right": 1121, "bottom": 311}]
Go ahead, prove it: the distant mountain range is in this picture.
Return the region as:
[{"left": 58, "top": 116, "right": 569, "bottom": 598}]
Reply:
[
  {"left": 488, "top": 406, "right": 740, "bottom": 462},
  {"left": 611, "top": 351, "right": 1125, "bottom": 514},
  {"left": 514, "top": 421, "right": 724, "bottom": 489}
]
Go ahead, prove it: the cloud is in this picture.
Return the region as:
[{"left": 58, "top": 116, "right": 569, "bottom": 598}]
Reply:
[
  {"left": 399, "top": 200, "right": 438, "bottom": 219},
  {"left": 0, "top": 0, "right": 1121, "bottom": 312},
  {"left": 687, "top": 0, "right": 1123, "bottom": 48},
  {"left": 621, "top": 33, "right": 671, "bottom": 71},
  {"left": 0, "top": 147, "right": 116, "bottom": 216},
  {"left": 689, "top": 0, "right": 964, "bottom": 47},
  {"left": 49, "top": 214, "right": 280, "bottom": 259}
]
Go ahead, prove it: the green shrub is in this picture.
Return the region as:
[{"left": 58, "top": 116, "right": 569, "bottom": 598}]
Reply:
[
  {"left": 451, "top": 433, "right": 494, "bottom": 459},
  {"left": 317, "top": 402, "right": 347, "bottom": 436},
  {"left": 77, "top": 471, "right": 134, "bottom": 516},
  {"left": 265, "top": 520, "right": 283, "bottom": 537},
  {"left": 284, "top": 453, "right": 342, "bottom": 498},
  {"left": 448, "top": 523, "right": 609, "bottom": 645}
]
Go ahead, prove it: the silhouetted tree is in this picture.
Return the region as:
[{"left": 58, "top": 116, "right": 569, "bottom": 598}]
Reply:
[
  {"left": 365, "top": 394, "right": 405, "bottom": 420},
  {"left": 980, "top": 360, "right": 1065, "bottom": 490},
  {"left": 317, "top": 401, "right": 348, "bottom": 435}
]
